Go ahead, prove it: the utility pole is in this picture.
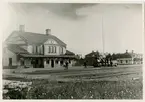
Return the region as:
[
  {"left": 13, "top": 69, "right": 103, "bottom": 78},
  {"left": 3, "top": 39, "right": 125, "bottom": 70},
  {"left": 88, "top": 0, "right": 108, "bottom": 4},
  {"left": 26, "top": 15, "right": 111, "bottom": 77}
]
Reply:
[{"left": 102, "top": 15, "right": 105, "bottom": 57}]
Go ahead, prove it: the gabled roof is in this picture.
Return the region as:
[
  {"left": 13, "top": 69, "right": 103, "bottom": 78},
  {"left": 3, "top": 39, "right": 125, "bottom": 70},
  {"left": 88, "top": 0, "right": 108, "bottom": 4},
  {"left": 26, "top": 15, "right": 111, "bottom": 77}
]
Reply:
[
  {"left": 85, "top": 51, "right": 100, "bottom": 57},
  {"left": 8, "top": 31, "right": 66, "bottom": 46},
  {"left": 65, "top": 50, "right": 75, "bottom": 55},
  {"left": 117, "top": 53, "right": 132, "bottom": 58},
  {"left": 7, "top": 44, "right": 29, "bottom": 54}
]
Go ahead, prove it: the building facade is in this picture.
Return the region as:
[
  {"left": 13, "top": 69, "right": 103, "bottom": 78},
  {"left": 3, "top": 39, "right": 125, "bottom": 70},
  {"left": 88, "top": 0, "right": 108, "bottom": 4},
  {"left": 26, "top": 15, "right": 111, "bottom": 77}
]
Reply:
[
  {"left": 3, "top": 25, "right": 77, "bottom": 68},
  {"left": 117, "top": 58, "right": 133, "bottom": 65},
  {"left": 117, "top": 50, "right": 143, "bottom": 65},
  {"left": 84, "top": 50, "right": 143, "bottom": 66}
]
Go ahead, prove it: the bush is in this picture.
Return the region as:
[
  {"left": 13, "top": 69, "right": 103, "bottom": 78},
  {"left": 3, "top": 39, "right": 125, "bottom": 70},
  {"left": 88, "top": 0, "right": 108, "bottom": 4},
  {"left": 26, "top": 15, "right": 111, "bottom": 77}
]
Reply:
[
  {"left": 3, "top": 80, "right": 32, "bottom": 99},
  {"left": 4, "top": 87, "right": 28, "bottom": 99},
  {"left": 3, "top": 80, "right": 143, "bottom": 99}
]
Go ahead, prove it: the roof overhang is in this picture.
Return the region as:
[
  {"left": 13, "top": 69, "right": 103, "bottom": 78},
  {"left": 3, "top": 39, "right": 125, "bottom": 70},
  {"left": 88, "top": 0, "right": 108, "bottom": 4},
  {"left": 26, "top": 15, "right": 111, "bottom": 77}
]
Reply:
[
  {"left": 20, "top": 54, "right": 77, "bottom": 59},
  {"left": 117, "top": 58, "right": 132, "bottom": 60}
]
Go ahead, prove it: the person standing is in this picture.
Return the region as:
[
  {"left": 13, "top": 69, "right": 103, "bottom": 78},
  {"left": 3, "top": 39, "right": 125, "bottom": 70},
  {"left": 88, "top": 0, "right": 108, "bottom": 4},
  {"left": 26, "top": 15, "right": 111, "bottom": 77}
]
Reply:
[
  {"left": 20, "top": 58, "right": 24, "bottom": 68},
  {"left": 65, "top": 60, "right": 69, "bottom": 70},
  {"left": 51, "top": 59, "right": 54, "bottom": 68},
  {"left": 84, "top": 60, "right": 87, "bottom": 68},
  {"left": 110, "top": 59, "right": 113, "bottom": 66}
]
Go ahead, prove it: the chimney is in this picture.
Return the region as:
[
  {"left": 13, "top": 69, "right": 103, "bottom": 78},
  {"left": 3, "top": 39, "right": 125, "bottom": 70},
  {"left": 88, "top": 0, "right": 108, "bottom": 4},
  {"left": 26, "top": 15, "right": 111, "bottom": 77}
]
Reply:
[
  {"left": 132, "top": 50, "right": 134, "bottom": 53},
  {"left": 19, "top": 25, "right": 25, "bottom": 32},
  {"left": 126, "top": 50, "right": 128, "bottom": 53},
  {"left": 46, "top": 29, "right": 51, "bottom": 35}
]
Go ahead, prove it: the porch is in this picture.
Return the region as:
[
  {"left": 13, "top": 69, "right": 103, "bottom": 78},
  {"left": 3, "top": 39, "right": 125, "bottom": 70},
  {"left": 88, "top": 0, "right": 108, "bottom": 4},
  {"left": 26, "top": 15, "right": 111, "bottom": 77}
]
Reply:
[{"left": 19, "top": 54, "right": 77, "bottom": 68}]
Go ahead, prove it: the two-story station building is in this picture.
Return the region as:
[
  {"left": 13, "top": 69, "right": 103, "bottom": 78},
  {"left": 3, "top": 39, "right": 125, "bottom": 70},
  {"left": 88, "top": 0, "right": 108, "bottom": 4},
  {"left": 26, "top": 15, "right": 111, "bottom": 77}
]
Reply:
[{"left": 3, "top": 25, "right": 77, "bottom": 68}]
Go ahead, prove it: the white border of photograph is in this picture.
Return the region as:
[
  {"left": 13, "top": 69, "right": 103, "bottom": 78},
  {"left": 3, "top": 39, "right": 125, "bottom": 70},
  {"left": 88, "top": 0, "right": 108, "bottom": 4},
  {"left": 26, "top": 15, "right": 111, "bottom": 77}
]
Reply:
[{"left": 0, "top": 0, "right": 144, "bottom": 101}]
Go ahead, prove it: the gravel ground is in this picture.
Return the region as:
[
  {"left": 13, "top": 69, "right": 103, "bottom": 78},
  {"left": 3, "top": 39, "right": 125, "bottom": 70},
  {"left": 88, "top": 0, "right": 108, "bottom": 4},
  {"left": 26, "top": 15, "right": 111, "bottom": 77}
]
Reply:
[{"left": 3, "top": 65, "right": 142, "bottom": 82}]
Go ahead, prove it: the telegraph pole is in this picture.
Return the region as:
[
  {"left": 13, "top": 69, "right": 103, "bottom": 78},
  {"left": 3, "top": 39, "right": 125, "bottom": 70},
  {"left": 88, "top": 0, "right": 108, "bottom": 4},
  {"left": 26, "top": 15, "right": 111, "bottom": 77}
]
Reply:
[{"left": 102, "top": 15, "right": 105, "bottom": 56}]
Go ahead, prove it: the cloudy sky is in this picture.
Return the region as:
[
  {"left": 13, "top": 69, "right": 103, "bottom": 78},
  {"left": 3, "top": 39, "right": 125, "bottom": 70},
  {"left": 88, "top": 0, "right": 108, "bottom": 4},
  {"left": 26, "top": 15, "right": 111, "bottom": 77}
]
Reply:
[{"left": 2, "top": 3, "right": 143, "bottom": 56}]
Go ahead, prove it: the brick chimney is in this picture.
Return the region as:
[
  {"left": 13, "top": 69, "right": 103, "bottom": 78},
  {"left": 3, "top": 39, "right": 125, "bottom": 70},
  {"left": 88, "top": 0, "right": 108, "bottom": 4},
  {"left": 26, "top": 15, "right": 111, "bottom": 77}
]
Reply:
[
  {"left": 46, "top": 29, "right": 51, "bottom": 35},
  {"left": 19, "top": 25, "right": 25, "bottom": 32}
]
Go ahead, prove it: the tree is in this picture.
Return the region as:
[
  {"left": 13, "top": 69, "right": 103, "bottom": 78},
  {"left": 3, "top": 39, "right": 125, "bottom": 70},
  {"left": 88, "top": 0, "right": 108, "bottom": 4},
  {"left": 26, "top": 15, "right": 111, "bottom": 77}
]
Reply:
[
  {"left": 95, "top": 50, "right": 100, "bottom": 58},
  {"left": 106, "top": 53, "right": 112, "bottom": 59},
  {"left": 111, "top": 53, "right": 116, "bottom": 60}
]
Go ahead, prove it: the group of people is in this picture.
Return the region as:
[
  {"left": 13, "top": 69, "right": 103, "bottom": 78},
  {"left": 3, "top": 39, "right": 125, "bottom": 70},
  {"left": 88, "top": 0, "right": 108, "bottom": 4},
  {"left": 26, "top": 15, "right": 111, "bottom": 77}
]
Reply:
[
  {"left": 83, "top": 58, "right": 114, "bottom": 68},
  {"left": 63, "top": 58, "right": 114, "bottom": 70}
]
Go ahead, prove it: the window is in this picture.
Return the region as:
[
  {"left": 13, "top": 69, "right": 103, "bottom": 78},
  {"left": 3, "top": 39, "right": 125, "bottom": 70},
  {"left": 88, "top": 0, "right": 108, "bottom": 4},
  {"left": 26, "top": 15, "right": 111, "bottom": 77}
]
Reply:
[
  {"left": 52, "top": 46, "right": 54, "bottom": 53},
  {"left": 32, "top": 46, "right": 34, "bottom": 53},
  {"left": 40, "top": 45, "right": 43, "bottom": 54},
  {"left": 33, "top": 46, "right": 37, "bottom": 54},
  {"left": 59, "top": 47, "right": 63, "bottom": 54},
  {"left": 48, "top": 46, "right": 57, "bottom": 53},
  {"left": 55, "top": 46, "right": 57, "bottom": 53},
  {"left": 36, "top": 46, "right": 38, "bottom": 54},
  {"left": 37, "top": 46, "right": 39, "bottom": 54},
  {"left": 37, "top": 46, "right": 41, "bottom": 54},
  {"left": 48, "top": 46, "right": 51, "bottom": 53},
  {"left": 54, "top": 46, "right": 56, "bottom": 53},
  {"left": 38, "top": 46, "right": 42, "bottom": 54},
  {"left": 120, "top": 60, "right": 122, "bottom": 63},
  {"left": 126, "top": 60, "right": 128, "bottom": 63},
  {"left": 42, "top": 45, "right": 44, "bottom": 54},
  {"left": 59, "top": 47, "right": 60, "bottom": 54},
  {"left": 51, "top": 46, "right": 52, "bottom": 53},
  {"left": 62, "top": 47, "right": 63, "bottom": 54},
  {"left": 9, "top": 58, "right": 12, "bottom": 66}
]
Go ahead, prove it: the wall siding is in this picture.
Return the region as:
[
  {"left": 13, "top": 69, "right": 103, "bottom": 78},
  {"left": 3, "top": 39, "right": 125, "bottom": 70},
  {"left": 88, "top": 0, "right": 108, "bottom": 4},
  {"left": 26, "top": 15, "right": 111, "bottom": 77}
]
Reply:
[
  {"left": 63, "top": 47, "right": 66, "bottom": 54},
  {"left": 27, "top": 45, "right": 33, "bottom": 53},
  {"left": 3, "top": 48, "right": 18, "bottom": 66}
]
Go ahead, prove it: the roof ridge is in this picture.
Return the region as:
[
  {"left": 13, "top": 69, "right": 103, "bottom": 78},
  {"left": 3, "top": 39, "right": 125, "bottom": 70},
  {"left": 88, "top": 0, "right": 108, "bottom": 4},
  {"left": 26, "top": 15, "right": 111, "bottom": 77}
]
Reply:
[
  {"left": 14, "top": 30, "right": 48, "bottom": 36},
  {"left": 14, "top": 30, "right": 64, "bottom": 41},
  {"left": 11, "top": 30, "right": 66, "bottom": 46}
]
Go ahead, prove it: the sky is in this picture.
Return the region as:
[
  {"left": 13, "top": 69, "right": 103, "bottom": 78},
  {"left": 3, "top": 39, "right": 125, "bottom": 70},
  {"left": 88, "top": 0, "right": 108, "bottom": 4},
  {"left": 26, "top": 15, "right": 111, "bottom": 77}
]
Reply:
[{"left": 2, "top": 3, "right": 143, "bottom": 56}]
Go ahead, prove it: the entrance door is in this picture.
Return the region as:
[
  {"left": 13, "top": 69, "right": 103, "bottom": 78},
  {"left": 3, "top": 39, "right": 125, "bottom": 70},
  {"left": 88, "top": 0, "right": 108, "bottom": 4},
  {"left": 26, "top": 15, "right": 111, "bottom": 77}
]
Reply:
[
  {"left": 9, "top": 58, "right": 12, "bottom": 66},
  {"left": 51, "top": 59, "right": 54, "bottom": 68},
  {"left": 36, "top": 59, "right": 39, "bottom": 68},
  {"left": 40, "top": 58, "right": 44, "bottom": 68}
]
